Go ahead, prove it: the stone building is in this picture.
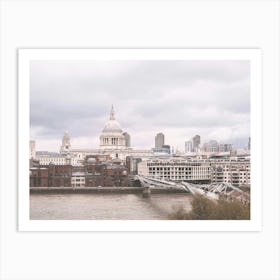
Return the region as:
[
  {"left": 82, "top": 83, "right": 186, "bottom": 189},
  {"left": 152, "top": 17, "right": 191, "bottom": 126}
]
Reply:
[
  {"left": 60, "top": 130, "right": 71, "bottom": 154},
  {"left": 99, "top": 105, "right": 126, "bottom": 150}
]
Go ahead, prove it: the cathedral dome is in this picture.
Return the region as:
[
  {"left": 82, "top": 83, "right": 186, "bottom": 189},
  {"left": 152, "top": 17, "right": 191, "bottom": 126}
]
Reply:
[
  {"left": 102, "top": 119, "right": 123, "bottom": 134},
  {"left": 99, "top": 105, "right": 126, "bottom": 150}
]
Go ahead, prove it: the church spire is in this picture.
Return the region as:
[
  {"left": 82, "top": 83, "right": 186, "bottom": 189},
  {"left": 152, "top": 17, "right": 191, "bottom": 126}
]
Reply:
[{"left": 109, "top": 104, "right": 115, "bottom": 120}]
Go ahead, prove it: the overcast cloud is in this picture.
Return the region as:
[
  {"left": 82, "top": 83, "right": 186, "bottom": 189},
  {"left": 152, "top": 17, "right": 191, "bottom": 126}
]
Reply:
[{"left": 30, "top": 60, "right": 250, "bottom": 152}]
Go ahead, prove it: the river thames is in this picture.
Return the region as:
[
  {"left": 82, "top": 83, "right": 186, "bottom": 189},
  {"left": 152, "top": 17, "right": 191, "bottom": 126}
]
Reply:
[{"left": 30, "top": 193, "right": 192, "bottom": 220}]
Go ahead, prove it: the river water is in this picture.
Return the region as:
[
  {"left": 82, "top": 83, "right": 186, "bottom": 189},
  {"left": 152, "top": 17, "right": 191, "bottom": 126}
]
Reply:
[{"left": 30, "top": 193, "right": 192, "bottom": 220}]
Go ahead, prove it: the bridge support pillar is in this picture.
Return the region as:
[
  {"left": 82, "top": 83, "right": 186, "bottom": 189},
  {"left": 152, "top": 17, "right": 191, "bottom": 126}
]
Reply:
[{"left": 142, "top": 186, "right": 151, "bottom": 198}]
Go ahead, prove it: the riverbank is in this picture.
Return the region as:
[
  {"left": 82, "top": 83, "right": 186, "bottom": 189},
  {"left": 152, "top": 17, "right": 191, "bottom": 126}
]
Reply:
[{"left": 30, "top": 187, "right": 188, "bottom": 194}]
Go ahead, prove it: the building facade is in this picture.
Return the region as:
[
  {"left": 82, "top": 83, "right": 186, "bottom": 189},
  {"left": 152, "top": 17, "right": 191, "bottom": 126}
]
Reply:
[
  {"left": 192, "top": 135, "right": 201, "bottom": 152},
  {"left": 202, "top": 140, "right": 219, "bottom": 153},
  {"left": 30, "top": 164, "right": 72, "bottom": 188},
  {"left": 138, "top": 158, "right": 212, "bottom": 183},
  {"left": 210, "top": 160, "right": 250, "bottom": 187},
  {"left": 218, "top": 143, "right": 232, "bottom": 152},
  {"left": 185, "top": 140, "right": 193, "bottom": 153},
  {"left": 30, "top": 156, "right": 129, "bottom": 188},
  {"left": 60, "top": 131, "right": 71, "bottom": 154},
  {"left": 137, "top": 156, "right": 250, "bottom": 187},
  {"left": 155, "top": 132, "right": 165, "bottom": 148},
  {"left": 36, "top": 153, "right": 80, "bottom": 166}
]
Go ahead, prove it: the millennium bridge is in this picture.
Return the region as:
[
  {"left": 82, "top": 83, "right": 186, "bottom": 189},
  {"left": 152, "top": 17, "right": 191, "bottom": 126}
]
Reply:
[{"left": 135, "top": 175, "right": 250, "bottom": 203}]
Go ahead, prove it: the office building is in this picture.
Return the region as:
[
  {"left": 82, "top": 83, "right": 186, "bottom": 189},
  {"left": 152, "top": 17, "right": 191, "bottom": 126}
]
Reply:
[{"left": 155, "top": 132, "right": 165, "bottom": 148}]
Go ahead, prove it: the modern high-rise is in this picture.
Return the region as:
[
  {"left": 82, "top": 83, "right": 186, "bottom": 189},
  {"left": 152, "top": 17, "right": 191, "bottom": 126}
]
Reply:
[
  {"left": 192, "top": 135, "right": 201, "bottom": 152},
  {"left": 155, "top": 132, "right": 165, "bottom": 148},
  {"left": 185, "top": 140, "right": 193, "bottom": 153},
  {"left": 248, "top": 137, "right": 251, "bottom": 150}
]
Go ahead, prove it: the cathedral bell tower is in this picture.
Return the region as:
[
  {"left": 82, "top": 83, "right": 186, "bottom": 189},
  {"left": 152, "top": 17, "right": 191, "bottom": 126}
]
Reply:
[{"left": 60, "top": 130, "right": 71, "bottom": 154}]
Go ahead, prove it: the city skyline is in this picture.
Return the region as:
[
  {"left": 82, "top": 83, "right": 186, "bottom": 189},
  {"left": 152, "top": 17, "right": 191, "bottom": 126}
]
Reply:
[{"left": 30, "top": 60, "right": 250, "bottom": 151}]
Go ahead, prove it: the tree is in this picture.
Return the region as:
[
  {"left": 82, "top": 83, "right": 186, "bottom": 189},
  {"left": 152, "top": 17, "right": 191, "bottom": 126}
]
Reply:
[{"left": 169, "top": 194, "right": 250, "bottom": 220}]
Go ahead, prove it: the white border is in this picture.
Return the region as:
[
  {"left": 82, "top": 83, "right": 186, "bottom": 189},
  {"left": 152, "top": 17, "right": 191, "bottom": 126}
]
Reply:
[{"left": 18, "top": 48, "right": 262, "bottom": 231}]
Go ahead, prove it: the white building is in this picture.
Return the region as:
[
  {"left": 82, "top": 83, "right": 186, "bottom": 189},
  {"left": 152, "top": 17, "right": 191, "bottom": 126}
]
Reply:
[
  {"left": 36, "top": 153, "right": 80, "bottom": 166},
  {"left": 71, "top": 172, "right": 86, "bottom": 188},
  {"left": 60, "top": 130, "right": 71, "bottom": 154},
  {"left": 138, "top": 157, "right": 212, "bottom": 182},
  {"left": 210, "top": 160, "right": 250, "bottom": 187},
  {"left": 137, "top": 156, "right": 251, "bottom": 187}
]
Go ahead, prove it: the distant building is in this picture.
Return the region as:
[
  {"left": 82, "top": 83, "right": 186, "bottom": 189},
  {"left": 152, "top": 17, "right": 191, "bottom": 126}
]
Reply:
[
  {"left": 123, "top": 132, "right": 131, "bottom": 147},
  {"left": 29, "top": 140, "right": 36, "bottom": 159},
  {"left": 192, "top": 135, "right": 201, "bottom": 152},
  {"left": 202, "top": 141, "right": 232, "bottom": 153},
  {"left": 99, "top": 105, "right": 126, "bottom": 150},
  {"left": 126, "top": 156, "right": 142, "bottom": 175},
  {"left": 185, "top": 140, "right": 193, "bottom": 153},
  {"left": 162, "top": 145, "right": 171, "bottom": 154},
  {"left": 248, "top": 137, "right": 251, "bottom": 150},
  {"left": 218, "top": 143, "right": 232, "bottom": 152},
  {"left": 60, "top": 131, "right": 71, "bottom": 154},
  {"left": 35, "top": 151, "right": 80, "bottom": 166},
  {"left": 155, "top": 132, "right": 165, "bottom": 148},
  {"left": 202, "top": 140, "right": 219, "bottom": 153},
  {"left": 152, "top": 145, "right": 171, "bottom": 155}
]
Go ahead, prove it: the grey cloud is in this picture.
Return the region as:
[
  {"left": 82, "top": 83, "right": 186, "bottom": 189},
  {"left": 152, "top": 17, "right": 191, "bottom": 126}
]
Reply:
[{"left": 30, "top": 60, "right": 250, "bottom": 150}]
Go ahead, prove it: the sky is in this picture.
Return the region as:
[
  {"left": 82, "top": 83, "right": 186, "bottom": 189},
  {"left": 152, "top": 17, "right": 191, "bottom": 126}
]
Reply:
[{"left": 30, "top": 60, "right": 250, "bottom": 152}]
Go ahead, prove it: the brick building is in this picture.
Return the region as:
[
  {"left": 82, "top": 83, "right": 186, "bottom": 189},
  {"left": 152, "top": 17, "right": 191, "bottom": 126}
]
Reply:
[
  {"left": 30, "top": 164, "right": 72, "bottom": 187},
  {"left": 30, "top": 156, "right": 129, "bottom": 188}
]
